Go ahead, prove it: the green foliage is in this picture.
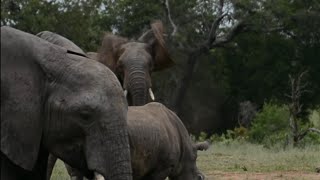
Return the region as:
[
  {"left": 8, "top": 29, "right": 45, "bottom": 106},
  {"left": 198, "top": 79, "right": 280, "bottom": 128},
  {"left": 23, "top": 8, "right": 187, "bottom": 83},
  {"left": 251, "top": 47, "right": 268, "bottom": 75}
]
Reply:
[
  {"left": 198, "top": 131, "right": 208, "bottom": 142},
  {"left": 1, "top": 0, "right": 320, "bottom": 134},
  {"left": 247, "top": 103, "right": 320, "bottom": 148},
  {"left": 106, "top": 0, "right": 164, "bottom": 37},
  {"left": 309, "top": 109, "right": 320, "bottom": 129},
  {"left": 1, "top": 0, "right": 107, "bottom": 51},
  {"left": 248, "top": 102, "right": 290, "bottom": 145},
  {"left": 192, "top": 126, "right": 249, "bottom": 146}
]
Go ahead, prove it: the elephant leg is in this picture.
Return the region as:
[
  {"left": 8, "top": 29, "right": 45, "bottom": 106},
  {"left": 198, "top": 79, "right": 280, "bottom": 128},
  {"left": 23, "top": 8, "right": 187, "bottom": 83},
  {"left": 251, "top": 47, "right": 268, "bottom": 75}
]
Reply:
[
  {"left": 65, "top": 163, "right": 84, "bottom": 180},
  {"left": 46, "top": 154, "right": 58, "bottom": 180}
]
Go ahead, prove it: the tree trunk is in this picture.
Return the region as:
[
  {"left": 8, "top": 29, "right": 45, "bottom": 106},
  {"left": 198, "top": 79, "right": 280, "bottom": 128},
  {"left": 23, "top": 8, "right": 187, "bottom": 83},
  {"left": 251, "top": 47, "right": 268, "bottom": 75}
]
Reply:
[{"left": 173, "top": 50, "right": 202, "bottom": 116}]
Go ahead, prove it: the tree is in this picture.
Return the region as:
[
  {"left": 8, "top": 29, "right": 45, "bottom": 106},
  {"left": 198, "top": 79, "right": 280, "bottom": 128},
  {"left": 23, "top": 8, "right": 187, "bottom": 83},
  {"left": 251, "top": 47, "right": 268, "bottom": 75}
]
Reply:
[
  {"left": 1, "top": 0, "right": 107, "bottom": 51},
  {"left": 2, "top": 0, "right": 319, "bottom": 133},
  {"left": 163, "top": 0, "right": 281, "bottom": 115},
  {"left": 286, "top": 70, "right": 320, "bottom": 146},
  {"left": 99, "top": 0, "right": 320, "bottom": 133}
]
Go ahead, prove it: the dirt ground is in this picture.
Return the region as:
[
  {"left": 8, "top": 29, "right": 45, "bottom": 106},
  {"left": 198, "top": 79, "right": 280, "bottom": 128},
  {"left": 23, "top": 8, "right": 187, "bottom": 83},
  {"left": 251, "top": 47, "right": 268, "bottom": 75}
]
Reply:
[{"left": 205, "top": 171, "right": 320, "bottom": 180}]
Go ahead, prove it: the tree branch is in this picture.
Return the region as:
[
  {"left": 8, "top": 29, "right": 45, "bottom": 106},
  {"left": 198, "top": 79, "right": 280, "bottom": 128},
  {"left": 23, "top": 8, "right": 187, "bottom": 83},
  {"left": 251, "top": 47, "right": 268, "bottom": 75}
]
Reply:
[
  {"left": 298, "top": 128, "right": 320, "bottom": 141},
  {"left": 211, "top": 20, "right": 246, "bottom": 48},
  {"left": 164, "top": 0, "right": 178, "bottom": 37},
  {"left": 206, "top": 0, "right": 226, "bottom": 47},
  {"left": 207, "top": 13, "right": 228, "bottom": 46}
]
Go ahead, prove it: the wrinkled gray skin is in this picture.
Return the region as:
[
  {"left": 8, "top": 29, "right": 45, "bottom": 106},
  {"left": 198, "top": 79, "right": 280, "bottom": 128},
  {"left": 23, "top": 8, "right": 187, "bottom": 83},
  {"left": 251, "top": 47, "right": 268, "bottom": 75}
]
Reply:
[
  {"left": 128, "top": 102, "right": 208, "bottom": 180},
  {"left": 36, "top": 31, "right": 86, "bottom": 56},
  {"left": 1, "top": 26, "right": 132, "bottom": 180},
  {"left": 89, "top": 21, "right": 174, "bottom": 106},
  {"left": 36, "top": 31, "right": 98, "bottom": 180},
  {"left": 62, "top": 103, "right": 209, "bottom": 180}
]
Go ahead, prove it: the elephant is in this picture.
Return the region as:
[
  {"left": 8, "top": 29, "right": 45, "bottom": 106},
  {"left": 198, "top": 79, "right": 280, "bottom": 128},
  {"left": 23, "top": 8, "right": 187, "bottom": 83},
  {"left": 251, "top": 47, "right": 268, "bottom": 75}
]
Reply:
[
  {"left": 127, "top": 102, "right": 208, "bottom": 180},
  {"left": 56, "top": 102, "right": 209, "bottom": 180},
  {"left": 87, "top": 20, "right": 174, "bottom": 106},
  {"left": 35, "top": 30, "right": 102, "bottom": 180},
  {"left": 1, "top": 26, "right": 132, "bottom": 180}
]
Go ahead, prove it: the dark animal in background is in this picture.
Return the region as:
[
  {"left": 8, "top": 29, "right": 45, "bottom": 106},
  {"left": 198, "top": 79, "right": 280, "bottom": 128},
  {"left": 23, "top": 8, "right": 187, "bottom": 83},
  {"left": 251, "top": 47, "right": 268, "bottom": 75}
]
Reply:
[{"left": 1, "top": 26, "right": 132, "bottom": 180}]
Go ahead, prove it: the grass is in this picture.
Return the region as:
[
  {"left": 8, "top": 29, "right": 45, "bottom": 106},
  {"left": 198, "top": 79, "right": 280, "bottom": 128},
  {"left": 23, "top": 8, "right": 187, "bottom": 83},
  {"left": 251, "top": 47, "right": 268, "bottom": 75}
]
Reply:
[
  {"left": 51, "top": 141, "right": 320, "bottom": 180},
  {"left": 51, "top": 160, "right": 70, "bottom": 180},
  {"left": 197, "top": 141, "right": 320, "bottom": 173}
]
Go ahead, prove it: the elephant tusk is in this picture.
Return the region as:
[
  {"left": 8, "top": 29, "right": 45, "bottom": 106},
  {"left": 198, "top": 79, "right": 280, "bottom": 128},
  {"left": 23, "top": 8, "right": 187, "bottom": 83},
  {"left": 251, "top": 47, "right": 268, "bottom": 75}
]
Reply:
[
  {"left": 124, "top": 89, "right": 128, "bottom": 98},
  {"left": 149, "top": 88, "right": 155, "bottom": 101},
  {"left": 94, "top": 172, "right": 105, "bottom": 180}
]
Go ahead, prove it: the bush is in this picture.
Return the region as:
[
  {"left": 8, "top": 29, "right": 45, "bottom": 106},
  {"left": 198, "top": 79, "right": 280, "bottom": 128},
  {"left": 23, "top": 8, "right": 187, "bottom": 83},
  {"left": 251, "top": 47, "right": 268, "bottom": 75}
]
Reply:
[
  {"left": 309, "top": 109, "right": 320, "bottom": 129},
  {"left": 248, "top": 102, "right": 290, "bottom": 145},
  {"left": 193, "top": 103, "right": 320, "bottom": 148},
  {"left": 193, "top": 127, "right": 249, "bottom": 145}
]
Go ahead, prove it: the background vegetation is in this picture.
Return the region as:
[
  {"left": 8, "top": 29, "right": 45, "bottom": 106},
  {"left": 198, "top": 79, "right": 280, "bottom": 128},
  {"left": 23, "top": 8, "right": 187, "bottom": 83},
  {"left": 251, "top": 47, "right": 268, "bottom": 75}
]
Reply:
[
  {"left": 2, "top": 1, "right": 319, "bottom": 179},
  {"left": 2, "top": 0, "right": 319, "bottom": 148}
]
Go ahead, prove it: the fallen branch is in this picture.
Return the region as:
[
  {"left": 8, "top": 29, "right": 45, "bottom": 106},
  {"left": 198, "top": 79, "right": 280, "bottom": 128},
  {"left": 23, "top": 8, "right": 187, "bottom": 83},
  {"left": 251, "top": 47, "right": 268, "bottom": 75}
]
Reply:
[
  {"left": 297, "top": 127, "right": 320, "bottom": 141},
  {"left": 308, "top": 128, "right": 320, "bottom": 134}
]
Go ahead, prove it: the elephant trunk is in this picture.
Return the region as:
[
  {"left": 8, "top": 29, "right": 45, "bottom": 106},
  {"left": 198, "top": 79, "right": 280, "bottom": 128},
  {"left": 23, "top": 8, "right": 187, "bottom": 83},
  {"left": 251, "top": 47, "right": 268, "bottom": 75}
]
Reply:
[
  {"left": 127, "top": 69, "right": 150, "bottom": 106},
  {"left": 86, "top": 118, "right": 132, "bottom": 180}
]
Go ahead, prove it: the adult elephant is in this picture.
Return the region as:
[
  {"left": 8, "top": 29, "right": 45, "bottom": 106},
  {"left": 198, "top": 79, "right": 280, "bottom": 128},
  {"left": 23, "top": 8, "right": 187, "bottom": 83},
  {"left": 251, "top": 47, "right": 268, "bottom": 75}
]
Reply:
[
  {"left": 36, "top": 30, "right": 102, "bottom": 180},
  {"left": 87, "top": 20, "right": 174, "bottom": 106},
  {"left": 1, "top": 26, "right": 132, "bottom": 180}
]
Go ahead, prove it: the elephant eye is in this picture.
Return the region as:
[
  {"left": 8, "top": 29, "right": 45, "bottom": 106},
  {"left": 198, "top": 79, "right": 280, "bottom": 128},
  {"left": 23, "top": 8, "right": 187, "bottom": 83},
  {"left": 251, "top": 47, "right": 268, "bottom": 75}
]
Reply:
[
  {"left": 78, "top": 109, "right": 95, "bottom": 124},
  {"left": 80, "top": 111, "right": 90, "bottom": 119}
]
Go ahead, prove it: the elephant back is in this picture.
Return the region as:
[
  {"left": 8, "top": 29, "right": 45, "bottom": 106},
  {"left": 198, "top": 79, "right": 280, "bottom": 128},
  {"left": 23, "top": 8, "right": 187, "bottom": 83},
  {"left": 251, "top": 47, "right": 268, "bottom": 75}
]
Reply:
[{"left": 37, "top": 31, "right": 86, "bottom": 57}]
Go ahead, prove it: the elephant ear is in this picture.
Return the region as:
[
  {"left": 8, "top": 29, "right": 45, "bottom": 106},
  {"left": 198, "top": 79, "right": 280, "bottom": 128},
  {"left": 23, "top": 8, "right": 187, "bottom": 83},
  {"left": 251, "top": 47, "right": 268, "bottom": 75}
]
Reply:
[
  {"left": 1, "top": 26, "right": 58, "bottom": 170},
  {"left": 138, "top": 20, "right": 174, "bottom": 71},
  {"left": 97, "top": 33, "right": 128, "bottom": 72},
  {"left": 37, "top": 31, "right": 87, "bottom": 57}
]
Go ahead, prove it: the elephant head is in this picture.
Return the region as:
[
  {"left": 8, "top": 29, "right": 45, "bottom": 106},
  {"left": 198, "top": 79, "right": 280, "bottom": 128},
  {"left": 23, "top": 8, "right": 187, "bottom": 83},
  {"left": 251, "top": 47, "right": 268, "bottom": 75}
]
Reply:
[
  {"left": 1, "top": 27, "right": 132, "bottom": 180},
  {"left": 96, "top": 20, "right": 174, "bottom": 106}
]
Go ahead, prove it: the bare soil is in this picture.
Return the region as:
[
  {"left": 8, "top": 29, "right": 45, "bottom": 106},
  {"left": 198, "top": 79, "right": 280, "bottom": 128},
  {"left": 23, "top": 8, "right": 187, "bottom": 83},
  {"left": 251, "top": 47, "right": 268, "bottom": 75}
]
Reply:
[{"left": 205, "top": 171, "right": 320, "bottom": 180}]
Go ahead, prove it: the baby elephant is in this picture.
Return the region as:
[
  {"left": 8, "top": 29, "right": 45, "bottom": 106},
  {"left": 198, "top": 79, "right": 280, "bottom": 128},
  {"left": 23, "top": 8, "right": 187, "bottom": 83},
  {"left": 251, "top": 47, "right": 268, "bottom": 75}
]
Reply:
[
  {"left": 68, "top": 102, "right": 209, "bottom": 180},
  {"left": 128, "top": 102, "right": 208, "bottom": 180}
]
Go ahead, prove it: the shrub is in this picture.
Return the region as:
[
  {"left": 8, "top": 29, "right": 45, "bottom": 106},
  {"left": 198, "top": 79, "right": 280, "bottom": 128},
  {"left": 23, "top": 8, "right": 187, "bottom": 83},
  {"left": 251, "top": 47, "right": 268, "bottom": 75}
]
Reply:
[
  {"left": 248, "top": 102, "right": 290, "bottom": 145},
  {"left": 309, "top": 109, "right": 320, "bottom": 129}
]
